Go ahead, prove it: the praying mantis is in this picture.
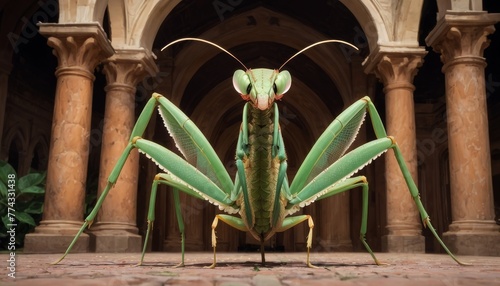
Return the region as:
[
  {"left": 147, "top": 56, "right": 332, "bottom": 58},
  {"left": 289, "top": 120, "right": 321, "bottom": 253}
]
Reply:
[{"left": 53, "top": 38, "right": 467, "bottom": 268}]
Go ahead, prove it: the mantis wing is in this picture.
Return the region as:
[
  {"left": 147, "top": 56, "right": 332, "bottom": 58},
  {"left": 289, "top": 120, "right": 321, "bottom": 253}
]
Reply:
[
  {"left": 155, "top": 93, "right": 234, "bottom": 194},
  {"left": 289, "top": 99, "right": 367, "bottom": 194}
]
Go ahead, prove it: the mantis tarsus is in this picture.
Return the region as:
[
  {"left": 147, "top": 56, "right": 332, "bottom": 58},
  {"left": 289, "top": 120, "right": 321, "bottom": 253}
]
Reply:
[{"left": 53, "top": 38, "right": 467, "bottom": 268}]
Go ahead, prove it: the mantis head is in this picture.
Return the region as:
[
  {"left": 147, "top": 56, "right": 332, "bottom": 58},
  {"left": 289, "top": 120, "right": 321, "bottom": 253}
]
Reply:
[
  {"left": 233, "top": 69, "right": 291, "bottom": 110},
  {"left": 161, "top": 38, "right": 358, "bottom": 111}
]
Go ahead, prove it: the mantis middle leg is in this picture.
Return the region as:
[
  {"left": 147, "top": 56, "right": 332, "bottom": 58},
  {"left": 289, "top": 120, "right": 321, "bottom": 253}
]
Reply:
[{"left": 138, "top": 173, "right": 206, "bottom": 267}]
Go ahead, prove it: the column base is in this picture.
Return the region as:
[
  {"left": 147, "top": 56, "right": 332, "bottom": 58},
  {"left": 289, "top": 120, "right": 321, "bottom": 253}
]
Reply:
[
  {"left": 24, "top": 220, "right": 89, "bottom": 253},
  {"left": 89, "top": 222, "right": 142, "bottom": 253},
  {"left": 382, "top": 234, "right": 425, "bottom": 253},
  {"left": 443, "top": 220, "right": 500, "bottom": 256}
]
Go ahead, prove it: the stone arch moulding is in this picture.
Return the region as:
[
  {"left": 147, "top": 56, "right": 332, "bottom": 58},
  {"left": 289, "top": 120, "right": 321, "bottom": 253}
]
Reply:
[
  {"left": 107, "top": 0, "right": 181, "bottom": 49},
  {"left": 339, "top": 0, "right": 425, "bottom": 47},
  {"left": 338, "top": 0, "right": 390, "bottom": 49},
  {"left": 393, "top": 0, "right": 424, "bottom": 45},
  {"left": 168, "top": 7, "right": 356, "bottom": 108}
]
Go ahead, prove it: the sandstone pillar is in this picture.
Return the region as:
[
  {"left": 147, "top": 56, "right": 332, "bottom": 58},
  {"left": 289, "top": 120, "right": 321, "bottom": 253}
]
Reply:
[
  {"left": 367, "top": 49, "right": 427, "bottom": 252},
  {"left": 90, "top": 49, "right": 158, "bottom": 252},
  {"left": 24, "top": 23, "right": 114, "bottom": 253},
  {"left": 426, "top": 11, "right": 500, "bottom": 255}
]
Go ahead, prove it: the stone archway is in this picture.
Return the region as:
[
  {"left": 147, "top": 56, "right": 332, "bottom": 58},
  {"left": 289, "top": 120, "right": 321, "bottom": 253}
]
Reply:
[{"left": 148, "top": 4, "right": 372, "bottom": 252}]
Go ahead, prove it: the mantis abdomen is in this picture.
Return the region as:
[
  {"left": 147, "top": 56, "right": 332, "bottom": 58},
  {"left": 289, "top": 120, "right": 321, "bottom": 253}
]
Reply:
[{"left": 240, "top": 107, "right": 283, "bottom": 238}]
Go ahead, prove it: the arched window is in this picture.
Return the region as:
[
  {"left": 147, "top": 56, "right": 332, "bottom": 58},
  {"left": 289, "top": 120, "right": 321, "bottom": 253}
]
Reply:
[{"left": 30, "top": 139, "right": 49, "bottom": 172}]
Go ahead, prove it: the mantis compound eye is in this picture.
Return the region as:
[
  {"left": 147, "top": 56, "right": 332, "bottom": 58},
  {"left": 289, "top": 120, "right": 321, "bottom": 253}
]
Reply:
[
  {"left": 233, "top": 69, "right": 252, "bottom": 96},
  {"left": 274, "top": 70, "right": 292, "bottom": 98}
]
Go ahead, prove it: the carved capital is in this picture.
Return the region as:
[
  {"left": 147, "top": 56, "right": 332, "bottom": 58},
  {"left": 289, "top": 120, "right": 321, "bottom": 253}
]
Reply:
[
  {"left": 375, "top": 55, "right": 424, "bottom": 91},
  {"left": 103, "top": 49, "right": 159, "bottom": 89},
  {"left": 426, "top": 11, "right": 500, "bottom": 69},
  {"left": 434, "top": 25, "right": 493, "bottom": 67},
  {"left": 363, "top": 45, "right": 427, "bottom": 92},
  {"left": 39, "top": 23, "right": 114, "bottom": 77}
]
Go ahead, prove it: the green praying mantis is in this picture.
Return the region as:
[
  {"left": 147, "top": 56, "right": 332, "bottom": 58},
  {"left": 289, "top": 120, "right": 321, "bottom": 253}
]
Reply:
[{"left": 53, "top": 38, "right": 467, "bottom": 268}]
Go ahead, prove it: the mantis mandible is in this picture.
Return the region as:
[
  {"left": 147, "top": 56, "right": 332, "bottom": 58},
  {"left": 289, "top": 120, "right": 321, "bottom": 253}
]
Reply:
[{"left": 53, "top": 38, "right": 467, "bottom": 268}]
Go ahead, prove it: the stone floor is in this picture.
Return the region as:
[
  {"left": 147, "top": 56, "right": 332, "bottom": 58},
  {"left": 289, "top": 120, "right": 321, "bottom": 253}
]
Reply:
[{"left": 1, "top": 251, "right": 500, "bottom": 285}]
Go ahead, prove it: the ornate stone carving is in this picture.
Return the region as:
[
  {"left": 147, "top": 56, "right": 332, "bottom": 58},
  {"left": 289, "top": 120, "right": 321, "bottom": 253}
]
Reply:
[
  {"left": 40, "top": 23, "right": 114, "bottom": 74},
  {"left": 434, "top": 25, "right": 493, "bottom": 66},
  {"left": 103, "top": 49, "right": 158, "bottom": 87},
  {"left": 375, "top": 55, "right": 424, "bottom": 91}
]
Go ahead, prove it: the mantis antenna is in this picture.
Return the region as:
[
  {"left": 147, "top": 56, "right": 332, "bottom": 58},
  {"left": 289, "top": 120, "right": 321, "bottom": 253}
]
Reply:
[
  {"left": 278, "top": 39, "right": 359, "bottom": 71},
  {"left": 161, "top": 38, "right": 358, "bottom": 71},
  {"left": 161, "top": 37, "right": 248, "bottom": 70}
]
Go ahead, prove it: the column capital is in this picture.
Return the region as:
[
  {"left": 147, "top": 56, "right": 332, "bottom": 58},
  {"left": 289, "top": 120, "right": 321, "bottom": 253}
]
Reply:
[
  {"left": 39, "top": 23, "right": 114, "bottom": 77},
  {"left": 103, "top": 48, "right": 159, "bottom": 89},
  {"left": 426, "top": 11, "right": 500, "bottom": 69},
  {"left": 363, "top": 46, "right": 427, "bottom": 91}
]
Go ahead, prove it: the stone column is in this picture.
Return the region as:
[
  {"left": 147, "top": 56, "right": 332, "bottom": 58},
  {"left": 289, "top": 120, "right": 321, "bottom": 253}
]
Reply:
[
  {"left": 90, "top": 49, "right": 158, "bottom": 252},
  {"left": 24, "top": 23, "right": 114, "bottom": 253},
  {"left": 366, "top": 48, "right": 427, "bottom": 252},
  {"left": 426, "top": 11, "right": 500, "bottom": 256}
]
